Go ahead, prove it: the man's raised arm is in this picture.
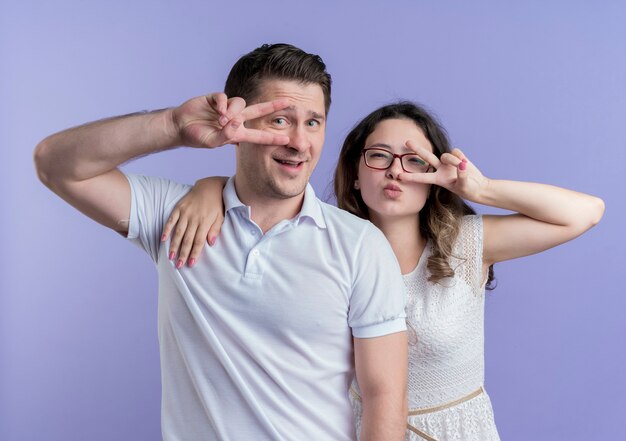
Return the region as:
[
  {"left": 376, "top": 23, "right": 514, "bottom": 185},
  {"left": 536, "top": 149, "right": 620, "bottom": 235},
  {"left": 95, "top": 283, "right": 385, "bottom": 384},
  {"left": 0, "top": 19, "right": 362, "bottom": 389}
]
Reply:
[{"left": 33, "top": 94, "right": 290, "bottom": 234}]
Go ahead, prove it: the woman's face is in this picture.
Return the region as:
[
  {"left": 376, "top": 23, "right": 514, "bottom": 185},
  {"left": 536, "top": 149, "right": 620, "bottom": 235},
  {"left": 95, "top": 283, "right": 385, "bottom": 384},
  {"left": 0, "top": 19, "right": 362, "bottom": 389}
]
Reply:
[{"left": 356, "top": 118, "right": 433, "bottom": 222}]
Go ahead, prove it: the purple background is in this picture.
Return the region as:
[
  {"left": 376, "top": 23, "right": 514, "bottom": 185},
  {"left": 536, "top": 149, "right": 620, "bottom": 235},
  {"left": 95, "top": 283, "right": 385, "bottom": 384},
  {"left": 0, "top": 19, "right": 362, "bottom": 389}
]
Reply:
[{"left": 2, "top": 1, "right": 625, "bottom": 440}]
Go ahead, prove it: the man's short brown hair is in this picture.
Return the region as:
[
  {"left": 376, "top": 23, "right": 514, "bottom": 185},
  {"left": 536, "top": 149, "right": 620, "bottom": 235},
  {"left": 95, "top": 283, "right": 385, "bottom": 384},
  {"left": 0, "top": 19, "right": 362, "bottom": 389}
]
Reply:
[{"left": 225, "top": 43, "right": 332, "bottom": 114}]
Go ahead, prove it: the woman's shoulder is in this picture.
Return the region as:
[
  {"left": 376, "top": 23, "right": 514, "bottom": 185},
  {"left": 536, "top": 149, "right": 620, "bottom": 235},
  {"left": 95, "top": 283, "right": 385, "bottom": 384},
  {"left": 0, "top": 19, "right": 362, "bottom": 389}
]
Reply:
[{"left": 445, "top": 214, "right": 481, "bottom": 262}]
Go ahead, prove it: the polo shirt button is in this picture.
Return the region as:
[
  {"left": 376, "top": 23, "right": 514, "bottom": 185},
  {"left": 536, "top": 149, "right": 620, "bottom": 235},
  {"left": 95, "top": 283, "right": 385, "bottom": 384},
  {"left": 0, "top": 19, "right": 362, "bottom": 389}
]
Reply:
[
  {"left": 250, "top": 229, "right": 256, "bottom": 235},
  {"left": 252, "top": 249, "right": 260, "bottom": 256}
]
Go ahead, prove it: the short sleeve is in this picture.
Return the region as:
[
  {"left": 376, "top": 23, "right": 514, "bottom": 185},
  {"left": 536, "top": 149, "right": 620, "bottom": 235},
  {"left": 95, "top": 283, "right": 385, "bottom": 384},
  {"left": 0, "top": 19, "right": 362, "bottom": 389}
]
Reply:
[
  {"left": 348, "top": 223, "right": 407, "bottom": 338},
  {"left": 451, "top": 215, "right": 484, "bottom": 289},
  {"left": 125, "top": 174, "right": 191, "bottom": 263}
]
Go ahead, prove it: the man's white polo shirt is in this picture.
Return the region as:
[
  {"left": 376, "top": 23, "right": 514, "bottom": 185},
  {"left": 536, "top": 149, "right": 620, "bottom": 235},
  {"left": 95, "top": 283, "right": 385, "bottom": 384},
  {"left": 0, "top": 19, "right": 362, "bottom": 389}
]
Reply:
[{"left": 126, "top": 174, "right": 406, "bottom": 441}]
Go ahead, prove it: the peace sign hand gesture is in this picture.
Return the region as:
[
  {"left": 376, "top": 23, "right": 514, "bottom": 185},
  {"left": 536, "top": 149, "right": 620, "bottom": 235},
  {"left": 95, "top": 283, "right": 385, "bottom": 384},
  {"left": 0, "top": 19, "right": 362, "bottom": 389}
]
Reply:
[
  {"left": 398, "top": 143, "right": 490, "bottom": 203},
  {"left": 171, "top": 93, "right": 290, "bottom": 149}
]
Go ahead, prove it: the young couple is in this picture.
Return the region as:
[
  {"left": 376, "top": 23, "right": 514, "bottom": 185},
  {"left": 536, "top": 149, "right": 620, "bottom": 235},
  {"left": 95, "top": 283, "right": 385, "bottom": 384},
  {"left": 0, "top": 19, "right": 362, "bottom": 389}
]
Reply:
[{"left": 35, "top": 43, "right": 604, "bottom": 441}]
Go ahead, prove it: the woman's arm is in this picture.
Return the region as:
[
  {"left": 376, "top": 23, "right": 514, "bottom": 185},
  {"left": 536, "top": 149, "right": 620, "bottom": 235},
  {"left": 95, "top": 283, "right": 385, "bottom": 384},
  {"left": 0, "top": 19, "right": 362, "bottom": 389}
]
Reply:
[
  {"left": 161, "top": 176, "right": 228, "bottom": 268},
  {"left": 476, "top": 179, "right": 604, "bottom": 266},
  {"left": 399, "top": 145, "right": 605, "bottom": 267}
]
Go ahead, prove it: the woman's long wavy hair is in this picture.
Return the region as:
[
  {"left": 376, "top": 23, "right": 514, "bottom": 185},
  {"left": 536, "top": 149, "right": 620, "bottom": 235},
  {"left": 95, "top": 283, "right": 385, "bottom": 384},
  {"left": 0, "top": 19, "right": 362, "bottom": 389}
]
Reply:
[{"left": 334, "top": 102, "right": 495, "bottom": 288}]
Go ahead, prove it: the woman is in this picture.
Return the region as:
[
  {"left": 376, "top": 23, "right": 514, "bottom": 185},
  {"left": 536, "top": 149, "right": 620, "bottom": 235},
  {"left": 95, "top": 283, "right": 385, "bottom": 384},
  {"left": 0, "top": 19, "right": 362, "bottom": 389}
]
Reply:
[{"left": 162, "top": 102, "right": 604, "bottom": 440}]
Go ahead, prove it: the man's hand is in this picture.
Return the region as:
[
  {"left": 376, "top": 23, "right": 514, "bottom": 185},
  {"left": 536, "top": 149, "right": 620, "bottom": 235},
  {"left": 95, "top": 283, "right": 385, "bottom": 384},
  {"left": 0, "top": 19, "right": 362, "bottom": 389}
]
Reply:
[{"left": 171, "top": 93, "right": 291, "bottom": 148}]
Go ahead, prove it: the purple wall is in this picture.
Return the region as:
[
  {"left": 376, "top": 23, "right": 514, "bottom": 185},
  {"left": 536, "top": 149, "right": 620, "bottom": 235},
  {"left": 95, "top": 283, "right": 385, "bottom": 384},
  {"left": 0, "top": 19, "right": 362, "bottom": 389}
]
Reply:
[{"left": 2, "top": 1, "right": 625, "bottom": 440}]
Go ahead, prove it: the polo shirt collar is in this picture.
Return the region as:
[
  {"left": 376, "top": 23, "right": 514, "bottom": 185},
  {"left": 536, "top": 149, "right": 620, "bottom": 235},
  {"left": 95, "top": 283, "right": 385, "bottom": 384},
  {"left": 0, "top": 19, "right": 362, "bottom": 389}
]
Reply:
[
  {"left": 298, "top": 182, "right": 326, "bottom": 229},
  {"left": 223, "top": 176, "right": 326, "bottom": 229}
]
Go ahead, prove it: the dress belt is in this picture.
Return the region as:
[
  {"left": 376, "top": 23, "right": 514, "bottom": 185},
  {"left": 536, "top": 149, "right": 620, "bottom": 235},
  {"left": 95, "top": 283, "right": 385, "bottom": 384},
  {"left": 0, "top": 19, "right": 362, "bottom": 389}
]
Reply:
[{"left": 350, "top": 385, "right": 485, "bottom": 441}]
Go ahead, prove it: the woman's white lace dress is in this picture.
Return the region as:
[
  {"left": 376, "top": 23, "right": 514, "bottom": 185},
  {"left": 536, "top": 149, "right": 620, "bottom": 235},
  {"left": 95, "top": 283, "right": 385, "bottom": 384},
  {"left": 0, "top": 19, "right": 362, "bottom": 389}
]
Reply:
[{"left": 351, "top": 215, "right": 500, "bottom": 441}]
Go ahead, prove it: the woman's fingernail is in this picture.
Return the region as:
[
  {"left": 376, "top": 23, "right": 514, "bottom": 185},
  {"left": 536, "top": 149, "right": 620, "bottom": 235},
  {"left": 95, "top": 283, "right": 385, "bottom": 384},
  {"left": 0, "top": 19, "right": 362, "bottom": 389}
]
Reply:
[
  {"left": 169, "top": 251, "right": 176, "bottom": 260},
  {"left": 176, "top": 259, "right": 183, "bottom": 269},
  {"left": 459, "top": 159, "right": 467, "bottom": 171},
  {"left": 188, "top": 258, "right": 196, "bottom": 267},
  {"left": 219, "top": 116, "right": 229, "bottom": 126},
  {"left": 209, "top": 236, "right": 216, "bottom": 246},
  {"left": 161, "top": 234, "right": 167, "bottom": 242}
]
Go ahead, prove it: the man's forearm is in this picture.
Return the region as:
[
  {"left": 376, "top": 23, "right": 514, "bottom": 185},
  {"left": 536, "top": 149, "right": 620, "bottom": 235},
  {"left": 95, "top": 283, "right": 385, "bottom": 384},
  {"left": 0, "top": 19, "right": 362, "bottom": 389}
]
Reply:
[
  {"left": 360, "top": 393, "right": 407, "bottom": 441},
  {"left": 35, "top": 108, "right": 179, "bottom": 184}
]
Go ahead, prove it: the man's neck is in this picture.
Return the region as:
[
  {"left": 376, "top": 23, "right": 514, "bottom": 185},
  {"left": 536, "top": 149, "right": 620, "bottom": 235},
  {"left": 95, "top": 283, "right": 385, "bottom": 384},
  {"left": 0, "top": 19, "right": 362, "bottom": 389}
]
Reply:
[
  {"left": 251, "top": 196, "right": 305, "bottom": 233},
  {"left": 234, "top": 178, "right": 306, "bottom": 233}
]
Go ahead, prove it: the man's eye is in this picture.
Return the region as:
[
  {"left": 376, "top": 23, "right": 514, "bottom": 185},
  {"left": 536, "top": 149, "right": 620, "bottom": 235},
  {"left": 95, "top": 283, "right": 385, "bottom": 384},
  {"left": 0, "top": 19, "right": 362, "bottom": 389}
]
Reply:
[
  {"left": 307, "top": 120, "right": 320, "bottom": 127},
  {"left": 273, "top": 118, "right": 287, "bottom": 125}
]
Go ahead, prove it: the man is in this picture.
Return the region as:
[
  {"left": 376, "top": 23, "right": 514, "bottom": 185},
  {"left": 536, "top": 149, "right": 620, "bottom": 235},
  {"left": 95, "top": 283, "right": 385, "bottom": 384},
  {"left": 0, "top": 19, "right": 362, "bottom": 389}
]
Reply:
[{"left": 34, "top": 43, "right": 407, "bottom": 441}]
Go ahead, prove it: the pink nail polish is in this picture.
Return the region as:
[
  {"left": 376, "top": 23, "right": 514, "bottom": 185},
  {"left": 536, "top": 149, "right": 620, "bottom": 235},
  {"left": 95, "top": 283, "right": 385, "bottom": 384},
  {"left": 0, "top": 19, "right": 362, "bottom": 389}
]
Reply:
[
  {"left": 161, "top": 234, "right": 167, "bottom": 242},
  {"left": 209, "top": 236, "right": 216, "bottom": 246},
  {"left": 176, "top": 259, "right": 183, "bottom": 269},
  {"left": 459, "top": 160, "right": 467, "bottom": 171},
  {"left": 188, "top": 258, "right": 196, "bottom": 267},
  {"left": 169, "top": 251, "right": 176, "bottom": 260}
]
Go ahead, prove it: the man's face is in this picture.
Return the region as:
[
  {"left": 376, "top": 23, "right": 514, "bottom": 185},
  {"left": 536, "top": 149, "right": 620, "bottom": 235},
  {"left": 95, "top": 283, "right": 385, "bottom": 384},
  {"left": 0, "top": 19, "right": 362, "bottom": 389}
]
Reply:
[{"left": 236, "top": 79, "right": 326, "bottom": 202}]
